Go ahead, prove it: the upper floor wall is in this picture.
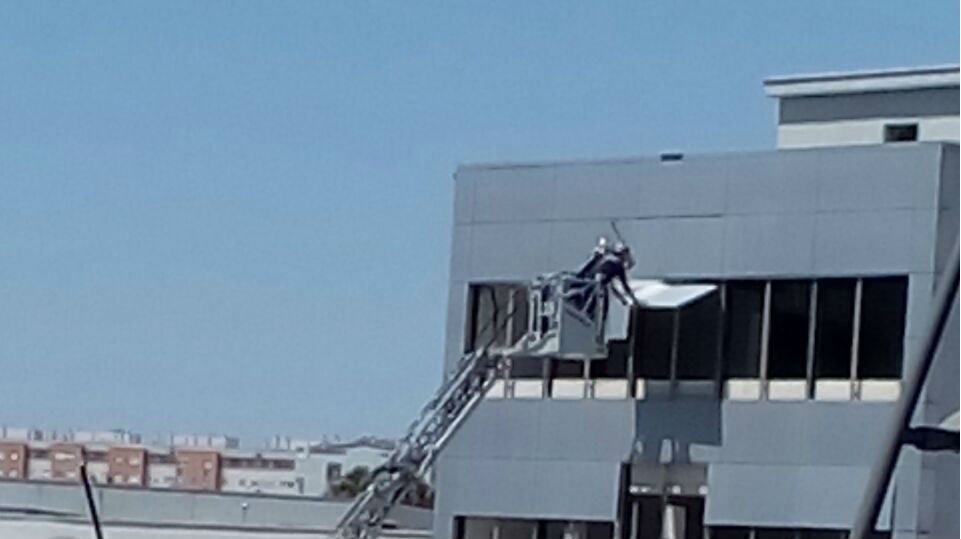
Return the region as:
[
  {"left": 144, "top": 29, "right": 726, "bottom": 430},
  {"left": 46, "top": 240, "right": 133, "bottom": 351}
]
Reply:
[
  {"left": 445, "top": 144, "right": 956, "bottom": 372},
  {"left": 764, "top": 65, "right": 960, "bottom": 149},
  {"left": 451, "top": 144, "right": 948, "bottom": 279}
]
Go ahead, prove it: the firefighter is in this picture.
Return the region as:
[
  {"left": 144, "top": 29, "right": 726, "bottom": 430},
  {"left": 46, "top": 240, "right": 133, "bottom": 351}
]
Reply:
[{"left": 571, "top": 238, "right": 638, "bottom": 319}]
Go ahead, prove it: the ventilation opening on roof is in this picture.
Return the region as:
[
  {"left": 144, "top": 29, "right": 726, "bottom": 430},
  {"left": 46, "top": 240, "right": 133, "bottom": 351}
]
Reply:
[{"left": 884, "top": 123, "right": 918, "bottom": 143}]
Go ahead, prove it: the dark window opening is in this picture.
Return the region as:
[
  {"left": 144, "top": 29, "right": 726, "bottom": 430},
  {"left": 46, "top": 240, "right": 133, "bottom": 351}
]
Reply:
[
  {"left": 542, "top": 521, "right": 614, "bottom": 539},
  {"left": 799, "top": 530, "right": 848, "bottom": 539},
  {"left": 591, "top": 340, "right": 629, "bottom": 378},
  {"left": 814, "top": 279, "right": 856, "bottom": 378},
  {"left": 884, "top": 123, "right": 918, "bottom": 142},
  {"left": 630, "top": 497, "right": 664, "bottom": 539},
  {"left": 756, "top": 529, "right": 803, "bottom": 539},
  {"left": 633, "top": 308, "right": 673, "bottom": 379},
  {"left": 710, "top": 527, "right": 752, "bottom": 539},
  {"left": 584, "top": 522, "right": 615, "bottom": 539},
  {"left": 621, "top": 495, "right": 703, "bottom": 539},
  {"left": 857, "top": 276, "right": 908, "bottom": 379},
  {"left": 669, "top": 496, "right": 705, "bottom": 539},
  {"left": 465, "top": 283, "right": 528, "bottom": 352},
  {"left": 676, "top": 291, "right": 721, "bottom": 380},
  {"left": 509, "top": 357, "right": 543, "bottom": 379},
  {"left": 723, "top": 281, "right": 764, "bottom": 378},
  {"left": 452, "top": 517, "right": 465, "bottom": 539},
  {"left": 709, "top": 527, "right": 887, "bottom": 539},
  {"left": 768, "top": 281, "right": 810, "bottom": 379},
  {"left": 546, "top": 359, "right": 584, "bottom": 396},
  {"left": 511, "top": 286, "right": 529, "bottom": 346},
  {"left": 552, "top": 359, "right": 585, "bottom": 378}
]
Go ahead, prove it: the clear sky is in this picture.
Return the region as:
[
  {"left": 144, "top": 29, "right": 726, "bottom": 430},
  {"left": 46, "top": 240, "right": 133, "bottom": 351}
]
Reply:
[{"left": 1, "top": 1, "right": 958, "bottom": 444}]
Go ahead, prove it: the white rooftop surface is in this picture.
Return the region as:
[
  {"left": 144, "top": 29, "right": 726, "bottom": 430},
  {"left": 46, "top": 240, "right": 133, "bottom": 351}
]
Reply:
[
  {"left": 0, "top": 519, "right": 431, "bottom": 539},
  {"left": 764, "top": 64, "right": 959, "bottom": 97}
]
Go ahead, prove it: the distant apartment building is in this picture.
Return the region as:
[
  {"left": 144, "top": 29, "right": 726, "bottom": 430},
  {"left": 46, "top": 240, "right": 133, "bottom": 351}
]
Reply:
[
  {"left": 0, "top": 427, "right": 42, "bottom": 441},
  {"left": 171, "top": 433, "right": 240, "bottom": 449},
  {"left": 146, "top": 449, "right": 178, "bottom": 488},
  {"left": 73, "top": 429, "right": 142, "bottom": 445},
  {"left": 0, "top": 442, "right": 28, "bottom": 480},
  {"left": 175, "top": 449, "right": 222, "bottom": 490},
  {"left": 293, "top": 439, "right": 394, "bottom": 497},
  {"left": 107, "top": 446, "right": 147, "bottom": 486},
  {"left": 0, "top": 427, "right": 393, "bottom": 499},
  {"left": 221, "top": 450, "right": 302, "bottom": 495},
  {"left": 48, "top": 443, "right": 84, "bottom": 482}
]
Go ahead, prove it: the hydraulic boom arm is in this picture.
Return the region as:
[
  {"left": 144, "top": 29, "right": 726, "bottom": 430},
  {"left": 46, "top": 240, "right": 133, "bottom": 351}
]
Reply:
[
  {"left": 335, "top": 262, "right": 617, "bottom": 539},
  {"left": 334, "top": 349, "right": 508, "bottom": 539}
]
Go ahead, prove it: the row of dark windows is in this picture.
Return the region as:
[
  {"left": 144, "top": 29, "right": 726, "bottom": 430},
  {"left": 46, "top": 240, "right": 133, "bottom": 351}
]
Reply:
[
  {"left": 454, "top": 517, "right": 614, "bottom": 539},
  {"left": 465, "top": 276, "right": 908, "bottom": 383},
  {"left": 618, "top": 494, "right": 891, "bottom": 539},
  {"left": 710, "top": 527, "right": 890, "bottom": 539}
]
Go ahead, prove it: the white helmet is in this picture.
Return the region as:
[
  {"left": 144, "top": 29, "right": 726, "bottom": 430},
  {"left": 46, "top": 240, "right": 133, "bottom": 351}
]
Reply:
[
  {"left": 594, "top": 236, "right": 610, "bottom": 254},
  {"left": 613, "top": 242, "right": 635, "bottom": 268}
]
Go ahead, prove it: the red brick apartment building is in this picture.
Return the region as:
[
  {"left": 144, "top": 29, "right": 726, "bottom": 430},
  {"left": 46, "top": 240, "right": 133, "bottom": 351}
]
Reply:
[
  {"left": 0, "top": 442, "right": 28, "bottom": 480},
  {"left": 48, "top": 443, "right": 84, "bottom": 481},
  {"left": 0, "top": 432, "right": 393, "bottom": 497},
  {"left": 107, "top": 446, "right": 147, "bottom": 486},
  {"left": 175, "top": 449, "right": 222, "bottom": 490}
]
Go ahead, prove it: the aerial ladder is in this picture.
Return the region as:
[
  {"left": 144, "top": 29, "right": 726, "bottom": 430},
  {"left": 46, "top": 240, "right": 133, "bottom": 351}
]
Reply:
[{"left": 334, "top": 258, "right": 618, "bottom": 539}]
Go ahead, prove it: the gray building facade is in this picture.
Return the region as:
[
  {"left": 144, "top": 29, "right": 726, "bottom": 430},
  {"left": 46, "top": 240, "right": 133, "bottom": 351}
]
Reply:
[{"left": 435, "top": 67, "right": 959, "bottom": 539}]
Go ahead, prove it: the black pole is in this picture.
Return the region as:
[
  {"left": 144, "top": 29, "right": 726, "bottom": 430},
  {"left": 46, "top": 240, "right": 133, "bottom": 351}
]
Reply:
[
  {"left": 79, "top": 462, "right": 105, "bottom": 539},
  {"left": 850, "top": 240, "right": 960, "bottom": 538}
]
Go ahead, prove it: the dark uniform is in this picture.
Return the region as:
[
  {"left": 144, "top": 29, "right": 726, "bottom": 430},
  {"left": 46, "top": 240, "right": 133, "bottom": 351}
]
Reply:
[{"left": 572, "top": 241, "right": 636, "bottom": 319}]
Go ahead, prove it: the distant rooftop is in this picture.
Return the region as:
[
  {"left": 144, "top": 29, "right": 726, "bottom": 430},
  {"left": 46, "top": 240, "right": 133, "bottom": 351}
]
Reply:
[
  {"left": 308, "top": 436, "right": 395, "bottom": 454},
  {"left": 765, "top": 64, "right": 960, "bottom": 97}
]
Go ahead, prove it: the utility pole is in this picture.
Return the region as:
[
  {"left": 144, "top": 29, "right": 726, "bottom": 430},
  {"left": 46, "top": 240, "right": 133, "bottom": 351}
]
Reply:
[{"left": 79, "top": 462, "right": 105, "bottom": 539}]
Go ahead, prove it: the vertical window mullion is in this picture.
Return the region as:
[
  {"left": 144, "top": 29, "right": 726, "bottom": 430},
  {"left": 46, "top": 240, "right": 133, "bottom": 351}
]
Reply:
[
  {"left": 716, "top": 283, "right": 728, "bottom": 399},
  {"left": 669, "top": 310, "right": 681, "bottom": 387},
  {"left": 759, "top": 281, "right": 772, "bottom": 397},
  {"left": 806, "top": 281, "right": 818, "bottom": 399},
  {"left": 505, "top": 287, "right": 515, "bottom": 347},
  {"left": 850, "top": 279, "right": 864, "bottom": 391},
  {"left": 583, "top": 356, "right": 592, "bottom": 399},
  {"left": 541, "top": 357, "right": 551, "bottom": 399}
]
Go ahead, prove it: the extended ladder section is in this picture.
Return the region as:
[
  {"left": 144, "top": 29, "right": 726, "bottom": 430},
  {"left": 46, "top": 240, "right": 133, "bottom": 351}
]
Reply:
[
  {"left": 334, "top": 349, "right": 507, "bottom": 539},
  {"left": 334, "top": 273, "right": 612, "bottom": 539}
]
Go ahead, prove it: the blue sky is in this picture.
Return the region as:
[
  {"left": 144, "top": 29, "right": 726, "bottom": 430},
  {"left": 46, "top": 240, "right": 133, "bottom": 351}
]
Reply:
[{"left": 1, "top": 1, "right": 957, "bottom": 444}]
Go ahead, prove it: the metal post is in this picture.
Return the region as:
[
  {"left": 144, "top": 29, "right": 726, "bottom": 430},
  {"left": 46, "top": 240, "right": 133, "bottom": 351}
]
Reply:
[
  {"left": 805, "top": 281, "right": 818, "bottom": 399},
  {"left": 542, "top": 357, "right": 552, "bottom": 398},
  {"left": 850, "top": 279, "right": 864, "bottom": 399},
  {"left": 669, "top": 310, "right": 680, "bottom": 394},
  {"left": 759, "top": 281, "right": 772, "bottom": 399},
  {"left": 715, "top": 284, "right": 728, "bottom": 400},
  {"left": 79, "top": 462, "right": 105, "bottom": 539},
  {"left": 584, "top": 359, "right": 593, "bottom": 399},
  {"left": 850, "top": 240, "right": 959, "bottom": 538}
]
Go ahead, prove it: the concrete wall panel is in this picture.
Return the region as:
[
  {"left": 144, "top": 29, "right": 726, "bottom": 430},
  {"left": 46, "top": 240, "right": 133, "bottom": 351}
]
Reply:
[{"left": 722, "top": 213, "right": 815, "bottom": 276}]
